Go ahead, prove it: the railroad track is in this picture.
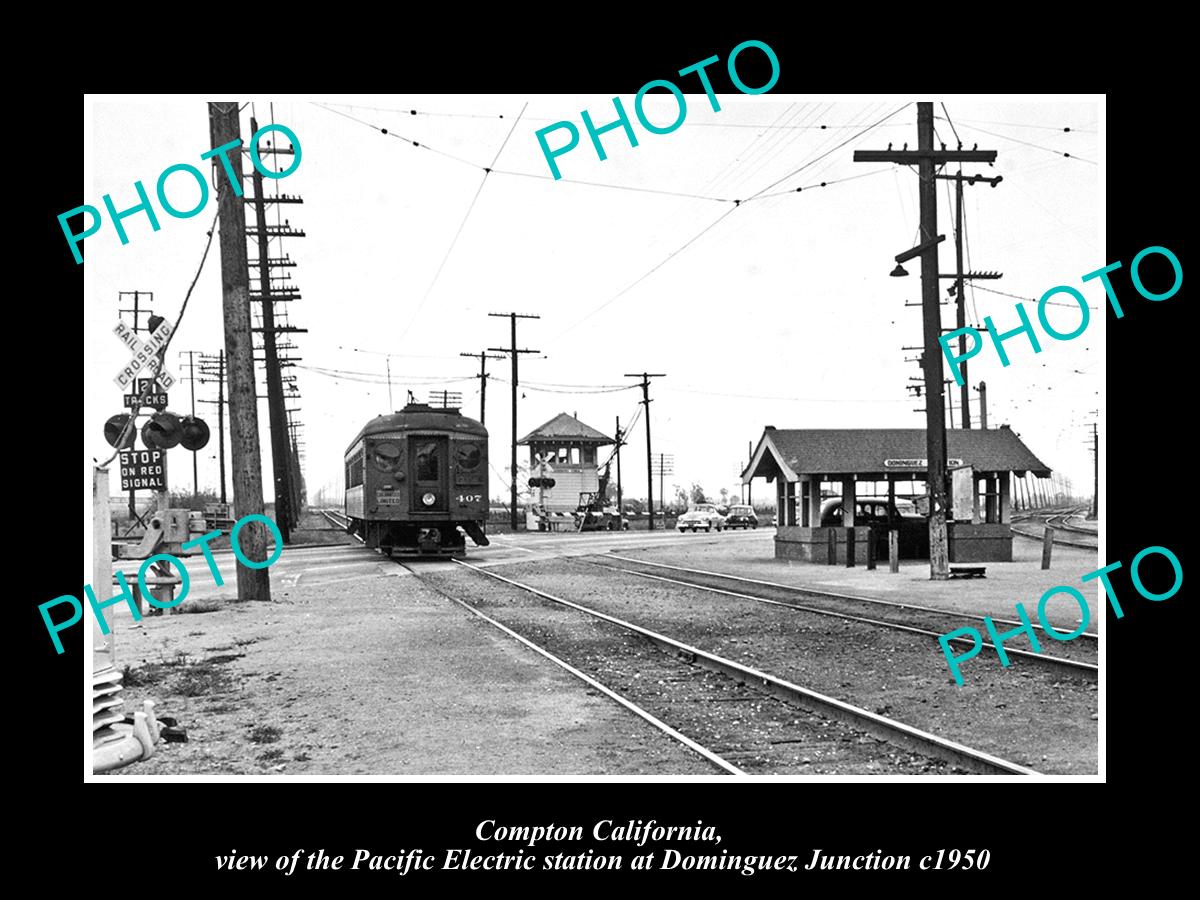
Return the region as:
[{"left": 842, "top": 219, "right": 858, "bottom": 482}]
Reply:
[
  {"left": 326, "top": 505, "right": 1046, "bottom": 774},
  {"left": 583, "top": 554, "right": 1097, "bottom": 674},
  {"left": 320, "top": 509, "right": 352, "bottom": 531},
  {"left": 438, "top": 560, "right": 1040, "bottom": 776}
]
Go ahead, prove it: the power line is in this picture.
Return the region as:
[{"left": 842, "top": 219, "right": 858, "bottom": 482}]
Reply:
[
  {"left": 971, "top": 282, "right": 1097, "bottom": 310},
  {"left": 551, "top": 105, "right": 912, "bottom": 344},
  {"left": 396, "top": 104, "right": 529, "bottom": 344},
  {"left": 940, "top": 118, "right": 1096, "bottom": 165},
  {"left": 322, "top": 101, "right": 509, "bottom": 120},
  {"left": 311, "top": 102, "right": 486, "bottom": 170},
  {"left": 491, "top": 167, "right": 735, "bottom": 203},
  {"left": 950, "top": 117, "right": 1096, "bottom": 134},
  {"left": 940, "top": 102, "right": 962, "bottom": 147},
  {"left": 314, "top": 100, "right": 736, "bottom": 204}
]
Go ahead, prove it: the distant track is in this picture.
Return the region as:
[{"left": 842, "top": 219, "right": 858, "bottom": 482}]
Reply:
[
  {"left": 1012, "top": 506, "right": 1098, "bottom": 550},
  {"left": 582, "top": 555, "right": 1097, "bottom": 675}
]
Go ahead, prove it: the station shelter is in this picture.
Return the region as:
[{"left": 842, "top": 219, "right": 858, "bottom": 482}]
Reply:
[
  {"left": 518, "top": 413, "right": 614, "bottom": 521},
  {"left": 741, "top": 426, "right": 1050, "bottom": 564}
]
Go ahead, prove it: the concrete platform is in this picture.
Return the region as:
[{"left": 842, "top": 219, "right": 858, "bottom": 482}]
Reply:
[
  {"left": 624, "top": 530, "right": 1104, "bottom": 629},
  {"left": 100, "top": 543, "right": 713, "bottom": 776}
]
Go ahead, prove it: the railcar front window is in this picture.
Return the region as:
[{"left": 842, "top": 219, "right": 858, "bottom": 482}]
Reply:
[
  {"left": 455, "top": 443, "right": 481, "bottom": 470},
  {"left": 372, "top": 441, "right": 402, "bottom": 472},
  {"left": 416, "top": 442, "right": 439, "bottom": 481}
]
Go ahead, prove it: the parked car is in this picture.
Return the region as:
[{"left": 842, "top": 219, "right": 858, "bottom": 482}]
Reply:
[
  {"left": 677, "top": 503, "right": 726, "bottom": 533},
  {"left": 724, "top": 504, "right": 758, "bottom": 529},
  {"left": 820, "top": 496, "right": 929, "bottom": 558}
]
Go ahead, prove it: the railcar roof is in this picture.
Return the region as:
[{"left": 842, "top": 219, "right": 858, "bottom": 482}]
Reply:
[{"left": 346, "top": 403, "right": 487, "bottom": 453}]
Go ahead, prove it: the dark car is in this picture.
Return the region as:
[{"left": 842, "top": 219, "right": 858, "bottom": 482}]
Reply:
[
  {"left": 724, "top": 504, "right": 758, "bottom": 529},
  {"left": 820, "top": 496, "right": 928, "bottom": 558}
]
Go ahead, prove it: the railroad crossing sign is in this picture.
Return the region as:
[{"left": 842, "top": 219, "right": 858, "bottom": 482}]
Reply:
[
  {"left": 123, "top": 377, "right": 169, "bottom": 411},
  {"left": 113, "top": 320, "right": 177, "bottom": 390},
  {"left": 119, "top": 449, "right": 167, "bottom": 491}
]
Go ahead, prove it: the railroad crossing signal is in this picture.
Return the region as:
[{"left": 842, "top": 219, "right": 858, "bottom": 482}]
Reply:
[
  {"left": 104, "top": 414, "right": 136, "bottom": 449},
  {"left": 142, "top": 411, "right": 182, "bottom": 449},
  {"left": 179, "top": 415, "right": 210, "bottom": 451}
]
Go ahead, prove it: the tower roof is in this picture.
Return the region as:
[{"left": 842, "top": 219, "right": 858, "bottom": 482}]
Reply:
[{"left": 518, "top": 412, "right": 613, "bottom": 445}]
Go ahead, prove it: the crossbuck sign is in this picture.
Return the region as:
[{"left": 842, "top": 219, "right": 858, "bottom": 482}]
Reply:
[{"left": 113, "top": 320, "right": 177, "bottom": 390}]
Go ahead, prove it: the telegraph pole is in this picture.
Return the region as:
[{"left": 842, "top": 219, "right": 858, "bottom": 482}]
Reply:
[
  {"left": 249, "top": 115, "right": 293, "bottom": 544},
  {"left": 1091, "top": 422, "right": 1099, "bottom": 520},
  {"left": 937, "top": 170, "right": 1001, "bottom": 428},
  {"left": 207, "top": 101, "right": 270, "bottom": 602},
  {"left": 488, "top": 312, "right": 540, "bottom": 530},
  {"left": 625, "top": 373, "right": 666, "bottom": 531},
  {"left": 460, "top": 351, "right": 505, "bottom": 425},
  {"left": 855, "top": 103, "right": 997, "bottom": 580},
  {"left": 978, "top": 381, "right": 988, "bottom": 429}
]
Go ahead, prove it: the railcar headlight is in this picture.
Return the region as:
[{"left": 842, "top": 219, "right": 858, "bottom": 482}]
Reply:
[{"left": 422, "top": 492, "right": 436, "bottom": 506}]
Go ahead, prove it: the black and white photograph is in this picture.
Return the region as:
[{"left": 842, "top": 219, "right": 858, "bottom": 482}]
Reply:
[{"left": 78, "top": 89, "right": 1109, "bottom": 782}]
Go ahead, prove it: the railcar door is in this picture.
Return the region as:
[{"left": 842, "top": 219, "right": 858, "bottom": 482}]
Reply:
[{"left": 410, "top": 436, "right": 449, "bottom": 512}]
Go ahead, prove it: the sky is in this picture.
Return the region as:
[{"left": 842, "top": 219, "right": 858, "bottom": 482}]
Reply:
[{"left": 83, "top": 94, "right": 1103, "bottom": 508}]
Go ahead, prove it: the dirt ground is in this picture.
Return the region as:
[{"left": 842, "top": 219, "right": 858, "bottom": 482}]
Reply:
[{"left": 105, "top": 549, "right": 714, "bottom": 777}]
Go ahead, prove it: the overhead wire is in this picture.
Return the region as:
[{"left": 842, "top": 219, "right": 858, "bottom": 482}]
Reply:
[
  {"left": 940, "top": 117, "right": 1096, "bottom": 165},
  {"left": 313, "top": 99, "right": 736, "bottom": 203},
  {"left": 395, "top": 103, "right": 529, "bottom": 344},
  {"left": 940, "top": 102, "right": 962, "bottom": 147},
  {"left": 970, "top": 282, "right": 1097, "bottom": 310},
  {"left": 550, "top": 103, "right": 914, "bottom": 342},
  {"left": 321, "top": 101, "right": 508, "bottom": 120}
]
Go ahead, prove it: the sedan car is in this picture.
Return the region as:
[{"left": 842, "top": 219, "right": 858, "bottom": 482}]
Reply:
[
  {"left": 820, "top": 496, "right": 929, "bottom": 558},
  {"left": 677, "top": 503, "right": 726, "bottom": 532},
  {"left": 724, "top": 504, "right": 758, "bottom": 529}
]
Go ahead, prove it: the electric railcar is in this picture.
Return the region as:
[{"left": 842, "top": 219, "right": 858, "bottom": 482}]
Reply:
[{"left": 344, "top": 402, "right": 489, "bottom": 556}]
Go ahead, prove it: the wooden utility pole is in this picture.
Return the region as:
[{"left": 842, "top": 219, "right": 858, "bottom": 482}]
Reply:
[
  {"left": 625, "top": 373, "right": 666, "bottom": 531},
  {"left": 216, "top": 350, "right": 226, "bottom": 503},
  {"left": 248, "top": 116, "right": 293, "bottom": 544},
  {"left": 178, "top": 349, "right": 200, "bottom": 496},
  {"left": 488, "top": 312, "right": 540, "bottom": 530},
  {"left": 615, "top": 416, "right": 624, "bottom": 530},
  {"left": 855, "top": 104, "right": 997, "bottom": 580},
  {"left": 198, "top": 350, "right": 228, "bottom": 504},
  {"left": 460, "top": 351, "right": 505, "bottom": 425},
  {"left": 207, "top": 101, "right": 270, "bottom": 602},
  {"left": 978, "top": 381, "right": 988, "bottom": 429},
  {"left": 1091, "top": 423, "right": 1099, "bottom": 520}
]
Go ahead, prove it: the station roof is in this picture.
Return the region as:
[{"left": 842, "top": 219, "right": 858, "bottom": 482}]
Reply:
[
  {"left": 518, "top": 412, "right": 613, "bottom": 446},
  {"left": 743, "top": 426, "right": 1051, "bottom": 482}
]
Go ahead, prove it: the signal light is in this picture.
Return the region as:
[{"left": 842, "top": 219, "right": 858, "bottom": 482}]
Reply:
[
  {"left": 528, "top": 477, "right": 557, "bottom": 489},
  {"left": 179, "top": 415, "right": 211, "bottom": 451},
  {"left": 104, "top": 414, "right": 136, "bottom": 449},
  {"left": 142, "top": 411, "right": 182, "bottom": 449}
]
